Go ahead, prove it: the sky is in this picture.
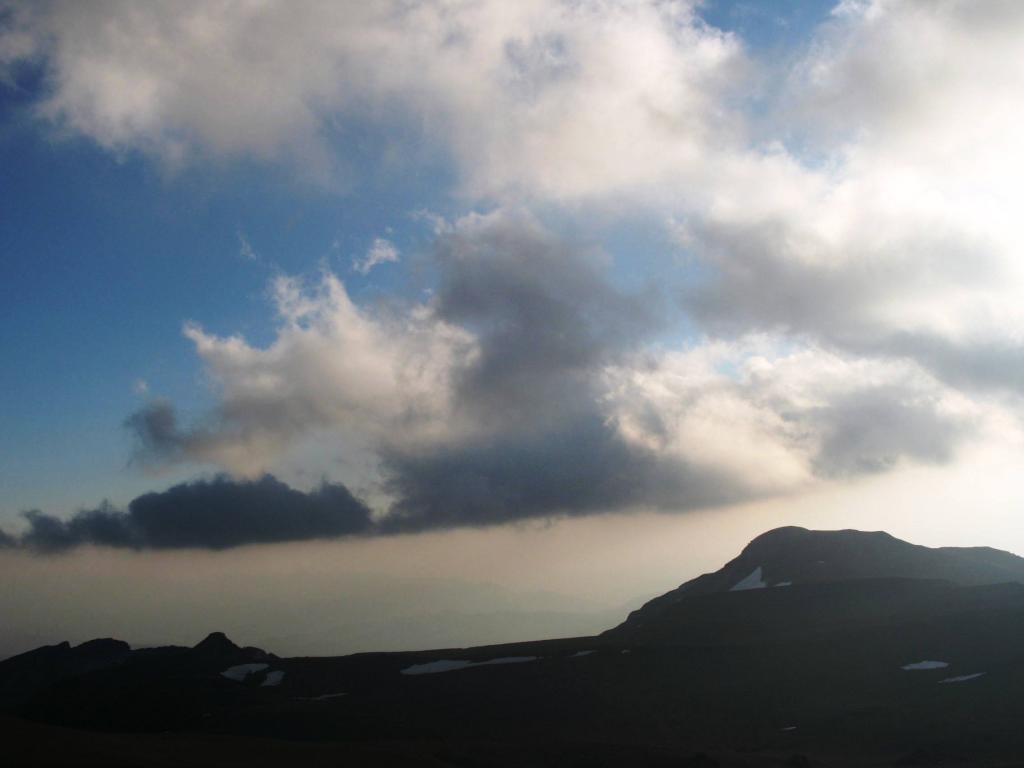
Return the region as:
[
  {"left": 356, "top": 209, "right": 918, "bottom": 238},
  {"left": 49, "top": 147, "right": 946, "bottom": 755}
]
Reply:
[{"left": 2, "top": 0, "right": 1024, "bottom": 656}]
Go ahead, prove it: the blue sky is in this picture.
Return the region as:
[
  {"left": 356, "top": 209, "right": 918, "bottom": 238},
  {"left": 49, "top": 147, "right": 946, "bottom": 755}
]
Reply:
[{"left": 0, "top": 75, "right": 452, "bottom": 518}]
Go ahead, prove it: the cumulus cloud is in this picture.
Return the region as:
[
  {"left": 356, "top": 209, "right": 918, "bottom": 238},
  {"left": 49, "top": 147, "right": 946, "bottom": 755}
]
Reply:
[
  {"left": 429, "top": 211, "right": 659, "bottom": 429},
  {"left": 353, "top": 237, "right": 399, "bottom": 275},
  {"left": 678, "top": 0, "right": 1024, "bottom": 396},
  {"left": 13, "top": 475, "right": 372, "bottom": 552},
  {"left": 128, "top": 268, "right": 472, "bottom": 476},
  {"left": 0, "top": 0, "right": 744, "bottom": 194},
  {"left": 603, "top": 339, "right": 972, "bottom": 492},
  {"left": 119, "top": 211, "right": 977, "bottom": 534},
  {"left": 12, "top": 0, "right": 1022, "bottom": 377}
]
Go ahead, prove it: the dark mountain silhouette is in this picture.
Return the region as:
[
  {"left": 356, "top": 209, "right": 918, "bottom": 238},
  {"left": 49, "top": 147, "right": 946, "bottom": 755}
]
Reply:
[
  {"left": 0, "top": 638, "right": 130, "bottom": 711},
  {"left": 5, "top": 527, "right": 1024, "bottom": 766},
  {"left": 605, "top": 526, "right": 1024, "bottom": 644},
  {"left": 635, "top": 526, "right": 1024, "bottom": 600}
]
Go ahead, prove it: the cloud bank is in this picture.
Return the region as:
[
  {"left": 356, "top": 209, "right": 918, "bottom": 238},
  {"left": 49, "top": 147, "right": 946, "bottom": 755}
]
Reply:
[
  {"left": 117, "top": 211, "right": 973, "bottom": 539},
  {"left": 11, "top": 475, "right": 372, "bottom": 552}
]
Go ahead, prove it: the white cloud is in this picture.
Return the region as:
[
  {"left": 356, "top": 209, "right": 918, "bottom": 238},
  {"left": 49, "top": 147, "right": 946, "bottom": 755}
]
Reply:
[
  {"left": 3, "top": 0, "right": 745, "bottom": 195},
  {"left": 353, "top": 237, "right": 399, "bottom": 275},
  {"left": 673, "top": 0, "right": 1024, "bottom": 398},
  {"left": 160, "top": 270, "right": 474, "bottom": 476},
  {"left": 237, "top": 231, "right": 257, "bottom": 262},
  {"left": 603, "top": 337, "right": 976, "bottom": 496}
]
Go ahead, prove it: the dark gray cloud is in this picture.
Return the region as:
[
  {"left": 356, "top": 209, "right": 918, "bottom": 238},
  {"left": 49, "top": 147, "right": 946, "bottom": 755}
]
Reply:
[
  {"left": 808, "top": 386, "right": 967, "bottom": 477},
  {"left": 124, "top": 400, "right": 190, "bottom": 466},
  {"left": 683, "top": 216, "right": 1024, "bottom": 397},
  {"left": 864, "top": 333, "right": 1024, "bottom": 395},
  {"left": 431, "top": 214, "right": 660, "bottom": 428},
  {"left": 379, "top": 413, "right": 741, "bottom": 533},
  {"left": 372, "top": 216, "right": 686, "bottom": 528},
  {"left": 0, "top": 527, "right": 14, "bottom": 548},
  {"left": 9, "top": 380, "right": 967, "bottom": 554},
  {"left": 14, "top": 475, "right": 373, "bottom": 553}
]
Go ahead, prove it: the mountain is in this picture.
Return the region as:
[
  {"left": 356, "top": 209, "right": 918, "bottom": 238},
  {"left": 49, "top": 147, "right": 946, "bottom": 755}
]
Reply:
[
  {"left": 5, "top": 527, "right": 1024, "bottom": 767},
  {"left": 0, "top": 638, "right": 130, "bottom": 711},
  {"left": 637, "top": 526, "right": 1024, "bottom": 598},
  {"left": 604, "top": 526, "right": 1024, "bottom": 644}
]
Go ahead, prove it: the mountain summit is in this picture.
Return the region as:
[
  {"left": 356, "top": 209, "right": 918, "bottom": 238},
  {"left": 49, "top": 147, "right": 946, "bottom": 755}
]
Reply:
[{"left": 649, "top": 525, "right": 1024, "bottom": 599}]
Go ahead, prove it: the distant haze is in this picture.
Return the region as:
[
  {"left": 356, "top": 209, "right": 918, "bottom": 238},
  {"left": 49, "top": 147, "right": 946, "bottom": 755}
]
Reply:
[{"left": 4, "top": 444, "right": 1022, "bottom": 659}]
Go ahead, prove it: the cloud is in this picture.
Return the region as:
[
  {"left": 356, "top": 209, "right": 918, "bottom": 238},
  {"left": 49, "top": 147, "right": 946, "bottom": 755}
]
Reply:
[
  {"left": 603, "top": 339, "right": 973, "bottom": 494},
  {"left": 353, "top": 237, "right": 399, "bottom": 275},
  {"left": 429, "top": 211, "right": 659, "bottom": 429},
  {"left": 6, "top": 1, "right": 1020, "bottom": 543},
  {"left": 126, "top": 269, "right": 472, "bottom": 476},
  {"left": 13, "top": 1, "right": 1022, "bottom": 397},
  {"left": 675, "top": 0, "right": 1024, "bottom": 396},
  {"left": 125, "top": 210, "right": 658, "bottom": 475},
  {"left": 14, "top": 475, "right": 373, "bottom": 552},
  {"left": 237, "top": 231, "right": 258, "bottom": 262},
  {"left": 1, "top": 0, "right": 744, "bottom": 194},
  {"left": 120, "top": 211, "right": 977, "bottom": 534}
]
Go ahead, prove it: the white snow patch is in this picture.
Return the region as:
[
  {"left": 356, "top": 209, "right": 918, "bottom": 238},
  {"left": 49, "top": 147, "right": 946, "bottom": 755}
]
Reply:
[
  {"left": 620, "top": 649, "right": 631, "bottom": 655},
  {"left": 476, "top": 656, "right": 537, "bottom": 668},
  {"left": 221, "top": 663, "right": 268, "bottom": 682},
  {"left": 261, "top": 670, "right": 285, "bottom": 686},
  {"left": 902, "top": 661, "right": 949, "bottom": 671},
  {"left": 571, "top": 650, "right": 595, "bottom": 657},
  {"left": 939, "top": 673, "right": 985, "bottom": 684},
  {"left": 781, "top": 726, "right": 797, "bottom": 731},
  {"left": 774, "top": 581, "right": 792, "bottom": 587},
  {"left": 401, "top": 656, "right": 537, "bottom": 675},
  {"left": 402, "top": 660, "right": 473, "bottom": 675},
  {"left": 730, "top": 566, "right": 767, "bottom": 591}
]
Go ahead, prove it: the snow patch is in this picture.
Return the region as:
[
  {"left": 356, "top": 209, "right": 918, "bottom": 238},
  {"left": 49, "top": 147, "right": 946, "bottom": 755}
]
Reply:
[
  {"left": 730, "top": 566, "right": 767, "bottom": 591},
  {"left": 939, "top": 673, "right": 985, "bottom": 684},
  {"left": 902, "top": 661, "right": 949, "bottom": 671},
  {"left": 774, "top": 581, "right": 792, "bottom": 587},
  {"left": 261, "top": 670, "right": 285, "bottom": 686},
  {"left": 571, "top": 650, "right": 595, "bottom": 657},
  {"left": 781, "top": 726, "right": 797, "bottom": 731},
  {"left": 401, "top": 656, "right": 537, "bottom": 675},
  {"left": 298, "top": 692, "right": 347, "bottom": 700},
  {"left": 221, "top": 663, "right": 269, "bottom": 682},
  {"left": 402, "top": 660, "right": 473, "bottom": 675},
  {"left": 475, "top": 656, "right": 536, "bottom": 668}
]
